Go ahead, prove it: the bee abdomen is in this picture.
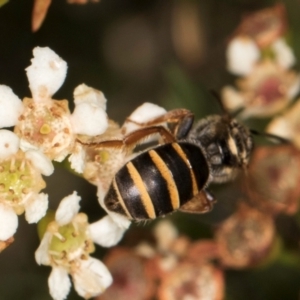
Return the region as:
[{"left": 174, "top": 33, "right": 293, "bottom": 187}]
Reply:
[{"left": 104, "top": 142, "right": 210, "bottom": 220}]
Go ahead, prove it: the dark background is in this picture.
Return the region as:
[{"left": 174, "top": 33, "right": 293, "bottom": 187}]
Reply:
[{"left": 0, "top": 0, "right": 300, "bottom": 299}]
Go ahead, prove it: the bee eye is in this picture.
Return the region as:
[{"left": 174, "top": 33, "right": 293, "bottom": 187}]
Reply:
[
  {"left": 211, "top": 155, "right": 222, "bottom": 165},
  {"left": 207, "top": 143, "right": 219, "bottom": 155}
]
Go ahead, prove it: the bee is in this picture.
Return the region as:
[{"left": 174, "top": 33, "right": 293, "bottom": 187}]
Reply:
[{"left": 94, "top": 108, "right": 254, "bottom": 221}]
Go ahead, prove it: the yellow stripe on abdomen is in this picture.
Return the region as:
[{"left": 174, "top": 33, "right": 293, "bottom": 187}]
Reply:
[
  {"left": 126, "top": 162, "right": 156, "bottom": 219},
  {"left": 171, "top": 143, "right": 199, "bottom": 196},
  {"left": 149, "top": 149, "right": 180, "bottom": 210},
  {"left": 112, "top": 179, "right": 133, "bottom": 219}
]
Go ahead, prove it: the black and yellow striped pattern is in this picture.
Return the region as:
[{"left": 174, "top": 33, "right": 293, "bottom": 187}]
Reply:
[{"left": 104, "top": 142, "right": 210, "bottom": 220}]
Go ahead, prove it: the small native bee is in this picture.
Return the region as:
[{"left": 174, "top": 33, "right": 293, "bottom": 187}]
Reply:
[{"left": 96, "top": 108, "right": 254, "bottom": 221}]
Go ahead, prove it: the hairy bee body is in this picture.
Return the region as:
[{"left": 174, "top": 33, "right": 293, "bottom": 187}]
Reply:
[
  {"left": 102, "top": 111, "right": 253, "bottom": 221},
  {"left": 104, "top": 142, "right": 210, "bottom": 220}
]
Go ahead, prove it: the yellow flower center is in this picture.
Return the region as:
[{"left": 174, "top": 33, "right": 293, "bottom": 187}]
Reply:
[
  {"left": 40, "top": 123, "right": 52, "bottom": 135},
  {"left": 0, "top": 157, "right": 43, "bottom": 204},
  {"left": 48, "top": 216, "right": 95, "bottom": 266}
]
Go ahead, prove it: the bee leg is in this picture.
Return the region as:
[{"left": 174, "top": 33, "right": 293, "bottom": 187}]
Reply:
[
  {"left": 80, "top": 139, "right": 125, "bottom": 148},
  {"left": 179, "top": 190, "right": 216, "bottom": 214},
  {"left": 174, "top": 111, "right": 194, "bottom": 140},
  {"left": 80, "top": 126, "right": 177, "bottom": 150},
  {"left": 123, "top": 126, "right": 177, "bottom": 147},
  {"left": 124, "top": 109, "right": 194, "bottom": 139}
]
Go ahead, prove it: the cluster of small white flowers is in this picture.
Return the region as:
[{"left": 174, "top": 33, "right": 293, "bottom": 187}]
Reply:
[
  {"left": 222, "top": 4, "right": 300, "bottom": 119},
  {"left": 35, "top": 192, "right": 114, "bottom": 299},
  {"left": 0, "top": 46, "right": 169, "bottom": 300},
  {"left": 221, "top": 4, "right": 300, "bottom": 149}
]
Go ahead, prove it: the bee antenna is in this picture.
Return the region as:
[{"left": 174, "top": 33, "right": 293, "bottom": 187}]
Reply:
[
  {"left": 249, "top": 129, "right": 291, "bottom": 144},
  {"left": 209, "top": 90, "right": 228, "bottom": 115},
  {"left": 209, "top": 89, "right": 245, "bottom": 118}
]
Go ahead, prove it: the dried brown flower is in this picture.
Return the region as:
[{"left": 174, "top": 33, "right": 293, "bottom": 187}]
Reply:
[
  {"left": 31, "top": 0, "right": 51, "bottom": 32},
  {"left": 235, "top": 3, "right": 287, "bottom": 48},
  {"left": 244, "top": 145, "right": 300, "bottom": 215},
  {"left": 222, "top": 60, "right": 300, "bottom": 118},
  {"left": 99, "top": 247, "right": 155, "bottom": 300},
  {"left": 215, "top": 203, "right": 276, "bottom": 268},
  {"left": 157, "top": 262, "right": 224, "bottom": 300}
]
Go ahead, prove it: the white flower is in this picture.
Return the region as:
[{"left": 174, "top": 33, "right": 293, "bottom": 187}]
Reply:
[
  {"left": 89, "top": 215, "right": 128, "bottom": 247},
  {"left": 25, "top": 149, "right": 54, "bottom": 176},
  {"left": 73, "top": 83, "right": 107, "bottom": 110},
  {"left": 55, "top": 191, "right": 81, "bottom": 226},
  {"left": 70, "top": 84, "right": 108, "bottom": 136},
  {"left": 0, "top": 204, "right": 18, "bottom": 241},
  {"left": 226, "top": 36, "right": 260, "bottom": 76},
  {"left": 0, "top": 85, "right": 24, "bottom": 128},
  {"left": 72, "top": 257, "right": 112, "bottom": 298},
  {"left": 68, "top": 142, "right": 86, "bottom": 174},
  {"left": 25, "top": 193, "right": 48, "bottom": 223},
  {"left": 12, "top": 47, "right": 75, "bottom": 161},
  {"left": 35, "top": 231, "right": 52, "bottom": 265},
  {"left": 272, "top": 38, "right": 296, "bottom": 69},
  {"left": 153, "top": 220, "right": 178, "bottom": 252},
  {"left": 122, "top": 102, "right": 167, "bottom": 134},
  {"left": 0, "top": 130, "right": 20, "bottom": 160},
  {"left": 35, "top": 192, "right": 114, "bottom": 300},
  {"left": 14, "top": 96, "right": 75, "bottom": 162},
  {"left": 48, "top": 266, "right": 71, "bottom": 300},
  {"left": 26, "top": 47, "right": 67, "bottom": 102},
  {"left": 0, "top": 47, "right": 108, "bottom": 162},
  {"left": 0, "top": 131, "right": 51, "bottom": 241}
]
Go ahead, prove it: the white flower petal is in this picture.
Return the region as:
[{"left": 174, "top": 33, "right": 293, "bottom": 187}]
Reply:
[
  {"left": 35, "top": 231, "right": 52, "bottom": 265},
  {"left": 221, "top": 86, "right": 245, "bottom": 111},
  {"left": 272, "top": 38, "right": 296, "bottom": 69},
  {"left": 122, "top": 102, "right": 167, "bottom": 134},
  {"left": 97, "top": 186, "right": 131, "bottom": 230},
  {"left": 68, "top": 142, "right": 85, "bottom": 174},
  {"left": 71, "top": 102, "right": 108, "bottom": 136},
  {"left": 73, "top": 84, "right": 107, "bottom": 110},
  {"left": 19, "top": 138, "right": 39, "bottom": 152},
  {"left": 266, "top": 117, "right": 293, "bottom": 140},
  {"left": 55, "top": 191, "right": 81, "bottom": 225},
  {"left": 0, "top": 130, "right": 19, "bottom": 160},
  {"left": 103, "top": 211, "right": 131, "bottom": 231},
  {"left": 72, "top": 257, "right": 112, "bottom": 298},
  {"left": 48, "top": 266, "right": 71, "bottom": 300},
  {"left": 135, "top": 242, "right": 156, "bottom": 258},
  {"left": 287, "top": 74, "right": 300, "bottom": 100},
  {"left": 89, "top": 215, "right": 127, "bottom": 247},
  {"left": 0, "top": 85, "right": 23, "bottom": 127},
  {"left": 153, "top": 220, "right": 178, "bottom": 252},
  {"left": 25, "top": 149, "right": 54, "bottom": 176},
  {"left": 128, "top": 102, "right": 167, "bottom": 123},
  {"left": 226, "top": 36, "right": 260, "bottom": 76},
  {"left": 0, "top": 204, "right": 18, "bottom": 241},
  {"left": 26, "top": 47, "right": 67, "bottom": 101},
  {"left": 25, "top": 193, "right": 48, "bottom": 223}
]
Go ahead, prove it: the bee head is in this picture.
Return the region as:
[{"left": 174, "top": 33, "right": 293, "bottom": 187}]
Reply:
[{"left": 189, "top": 115, "right": 253, "bottom": 183}]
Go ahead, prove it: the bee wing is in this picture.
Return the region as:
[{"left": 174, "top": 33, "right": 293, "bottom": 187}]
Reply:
[{"left": 179, "top": 190, "right": 216, "bottom": 214}]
